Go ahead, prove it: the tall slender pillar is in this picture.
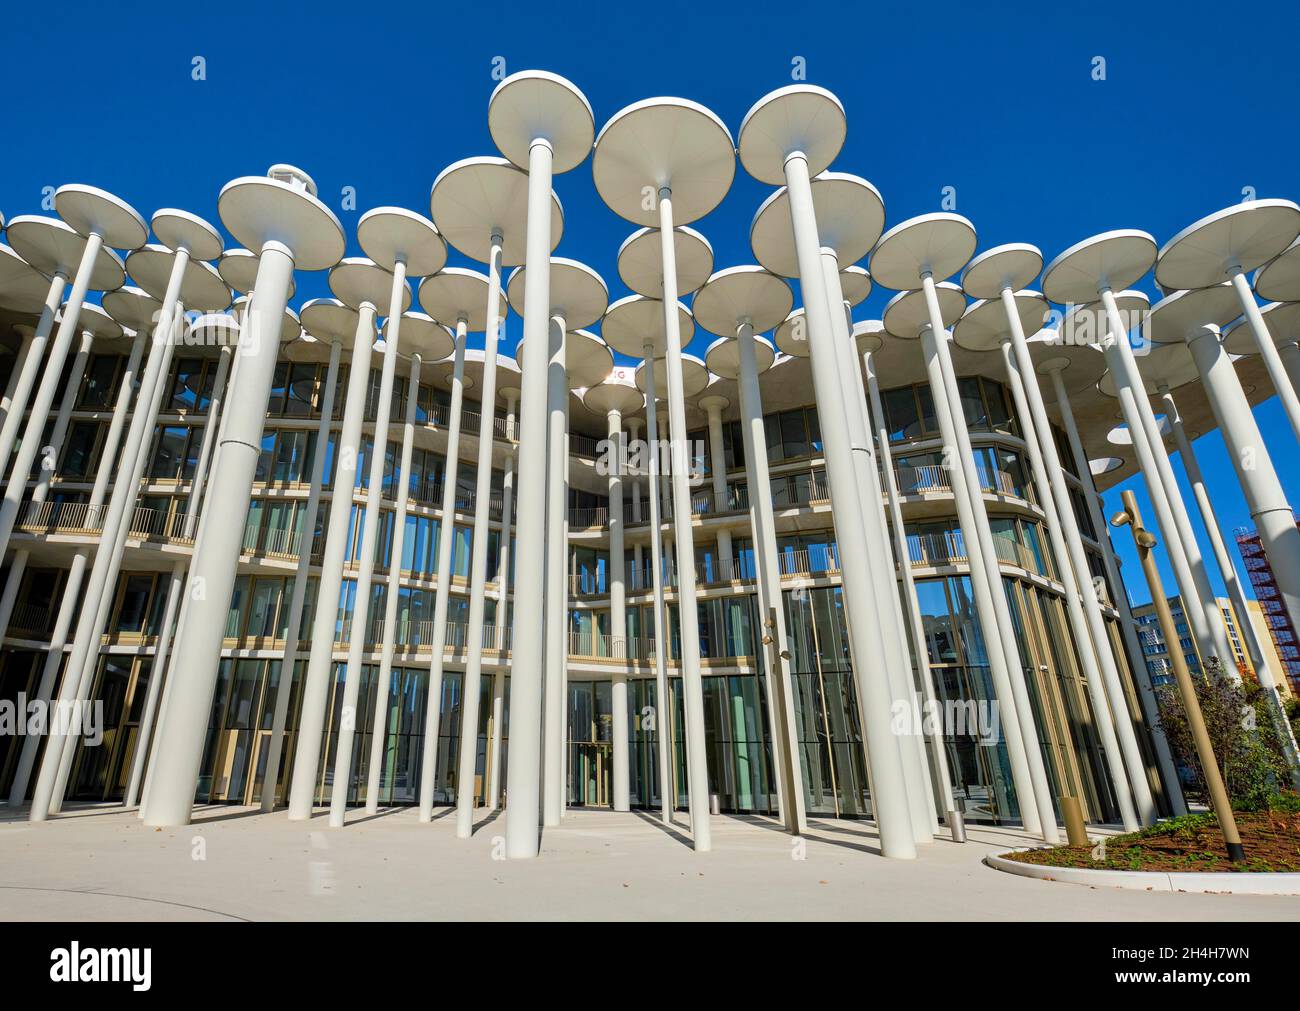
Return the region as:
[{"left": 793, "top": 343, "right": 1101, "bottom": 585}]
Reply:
[
  {"left": 367, "top": 350, "right": 423, "bottom": 813},
  {"left": 262, "top": 327, "right": 342, "bottom": 811},
  {"left": 289, "top": 299, "right": 379, "bottom": 820},
  {"left": 454, "top": 250, "right": 509, "bottom": 836},
  {"left": 418, "top": 314, "right": 469, "bottom": 821},
  {"left": 143, "top": 167, "right": 342, "bottom": 826},
  {"left": 1162, "top": 388, "right": 1300, "bottom": 786},
  {"left": 5, "top": 314, "right": 146, "bottom": 807},
  {"left": 486, "top": 392, "right": 517, "bottom": 812}
]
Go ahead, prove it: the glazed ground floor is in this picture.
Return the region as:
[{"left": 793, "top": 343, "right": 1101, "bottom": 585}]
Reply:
[{"left": 0, "top": 574, "right": 1149, "bottom": 827}]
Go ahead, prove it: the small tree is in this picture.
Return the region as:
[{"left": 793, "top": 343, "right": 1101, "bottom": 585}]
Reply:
[{"left": 1154, "top": 657, "right": 1291, "bottom": 811}]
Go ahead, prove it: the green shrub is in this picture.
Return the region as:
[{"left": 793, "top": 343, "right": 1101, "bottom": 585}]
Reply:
[{"left": 1154, "top": 658, "right": 1291, "bottom": 812}]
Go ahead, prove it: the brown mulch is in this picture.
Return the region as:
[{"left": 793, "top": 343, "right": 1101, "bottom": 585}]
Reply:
[{"left": 1002, "top": 810, "right": 1300, "bottom": 873}]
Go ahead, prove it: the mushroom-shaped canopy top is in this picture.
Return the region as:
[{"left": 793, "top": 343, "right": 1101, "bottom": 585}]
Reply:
[
  {"left": 488, "top": 70, "right": 594, "bottom": 175},
  {"left": 593, "top": 97, "right": 735, "bottom": 226},
  {"left": 1223, "top": 300, "right": 1300, "bottom": 355},
  {"left": 1057, "top": 290, "right": 1150, "bottom": 352},
  {"left": 705, "top": 332, "right": 776, "bottom": 381},
  {"left": 0, "top": 244, "right": 53, "bottom": 314},
  {"left": 515, "top": 327, "right": 613, "bottom": 390},
  {"left": 601, "top": 293, "right": 695, "bottom": 359},
  {"left": 617, "top": 226, "right": 714, "bottom": 298},
  {"left": 63, "top": 302, "right": 123, "bottom": 342},
  {"left": 871, "top": 213, "right": 977, "bottom": 291},
  {"left": 418, "top": 267, "right": 504, "bottom": 333},
  {"left": 218, "top": 248, "right": 298, "bottom": 299},
  {"left": 126, "top": 244, "right": 230, "bottom": 311},
  {"left": 839, "top": 265, "right": 872, "bottom": 307},
  {"left": 635, "top": 352, "right": 708, "bottom": 397},
  {"left": 384, "top": 311, "right": 455, "bottom": 362},
  {"left": 102, "top": 286, "right": 163, "bottom": 334},
  {"left": 1156, "top": 199, "right": 1300, "bottom": 291},
  {"left": 1254, "top": 235, "right": 1300, "bottom": 302},
  {"left": 55, "top": 184, "right": 148, "bottom": 250},
  {"left": 952, "top": 291, "right": 1049, "bottom": 352},
  {"left": 1023, "top": 332, "right": 1109, "bottom": 398},
  {"left": 189, "top": 313, "right": 242, "bottom": 351},
  {"left": 505, "top": 257, "right": 607, "bottom": 330},
  {"left": 960, "top": 243, "right": 1043, "bottom": 300},
  {"left": 852, "top": 319, "right": 885, "bottom": 355},
  {"left": 772, "top": 308, "right": 810, "bottom": 357},
  {"left": 750, "top": 172, "right": 884, "bottom": 278},
  {"left": 738, "top": 85, "right": 846, "bottom": 186},
  {"left": 151, "top": 208, "right": 223, "bottom": 261},
  {"left": 583, "top": 372, "right": 645, "bottom": 416},
  {"left": 882, "top": 282, "right": 966, "bottom": 340},
  {"left": 233, "top": 294, "right": 302, "bottom": 344},
  {"left": 1140, "top": 284, "right": 1240, "bottom": 345},
  {"left": 217, "top": 172, "right": 345, "bottom": 272},
  {"left": 6, "top": 215, "right": 125, "bottom": 290},
  {"left": 301, "top": 297, "right": 361, "bottom": 349},
  {"left": 429, "top": 155, "right": 563, "bottom": 267},
  {"left": 357, "top": 206, "right": 447, "bottom": 278},
  {"left": 329, "top": 257, "right": 407, "bottom": 313},
  {"left": 1042, "top": 229, "right": 1156, "bottom": 305},
  {"left": 692, "top": 265, "right": 793, "bottom": 338},
  {"left": 1098, "top": 340, "right": 1199, "bottom": 397}
]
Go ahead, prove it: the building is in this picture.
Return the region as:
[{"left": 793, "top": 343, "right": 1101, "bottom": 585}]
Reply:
[
  {"left": 1, "top": 78, "right": 1298, "bottom": 863},
  {"left": 1236, "top": 526, "right": 1300, "bottom": 696},
  {"left": 1132, "top": 595, "right": 1254, "bottom": 684}
]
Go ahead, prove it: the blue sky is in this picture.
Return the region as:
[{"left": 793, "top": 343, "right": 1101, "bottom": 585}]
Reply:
[{"left": 3, "top": 0, "right": 1299, "bottom": 605}]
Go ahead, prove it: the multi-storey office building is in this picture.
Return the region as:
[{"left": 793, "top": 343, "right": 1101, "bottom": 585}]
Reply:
[
  {"left": 0, "top": 308, "right": 1180, "bottom": 827},
  {"left": 1132, "top": 595, "right": 1253, "bottom": 684}
]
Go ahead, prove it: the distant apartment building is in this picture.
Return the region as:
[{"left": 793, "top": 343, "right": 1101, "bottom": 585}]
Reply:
[
  {"left": 1236, "top": 527, "right": 1300, "bottom": 697},
  {"left": 1132, "top": 595, "right": 1253, "bottom": 686}
]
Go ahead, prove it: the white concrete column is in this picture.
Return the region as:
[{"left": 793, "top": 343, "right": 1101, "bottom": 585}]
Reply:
[
  {"left": 6, "top": 328, "right": 145, "bottom": 807},
  {"left": 486, "top": 393, "right": 516, "bottom": 813},
  {"left": 418, "top": 318, "right": 468, "bottom": 821},
  {"left": 606, "top": 407, "right": 631, "bottom": 812},
  {"left": 655, "top": 190, "right": 711, "bottom": 850},
  {"left": 1049, "top": 369, "right": 1186, "bottom": 815},
  {"left": 1185, "top": 323, "right": 1300, "bottom": 677},
  {"left": 1102, "top": 291, "right": 1235, "bottom": 667},
  {"left": 0, "top": 237, "right": 105, "bottom": 557},
  {"left": 916, "top": 320, "right": 1043, "bottom": 838},
  {"left": 454, "top": 241, "right": 506, "bottom": 836},
  {"left": 365, "top": 352, "right": 423, "bottom": 814},
  {"left": 124, "top": 343, "right": 234, "bottom": 808},
  {"left": 0, "top": 331, "right": 35, "bottom": 437},
  {"left": 504, "top": 137, "right": 553, "bottom": 860},
  {"left": 289, "top": 306, "right": 378, "bottom": 820},
  {"left": 702, "top": 399, "right": 732, "bottom": 567},
  {"left": 329, "top": 283, "right": 406, "bottom": 827},
  {"left": 781, "top": 152, "right": 914, "bottom": 857},
  {"left": 1002, "top": 338, "right": 1146, "bottom": 829},
  {"left": 863, "top": 350, "right": 957, "bottom": 817},
  {"left": 543, "top": 317, "right": 568, "bottom": 827},
  {"left": 0, "top": 280, "right": 69, "bottom": 484},
  {"left": 928, "top": 311, "right": 1058, "bottom": 837},
  {"left": 734, "top": 325, "right": 806, "bottom": 834},
  {"left": 1161, "top": 387, "right": 1300, "bottom": 787},
  {"left": 31, "top": 253, "right": 188, "bottom": 822},
  {"left": 1229, "top": 269, "right": 1300, "bottom": 444},
  {"left": 825, "top": 260, "right": 936, "bottom": 842},
  {"left": 0, "top": 328, "right": 93, "bottom": 639},
  {"left": 53, "top": 305, "right": 185, "bottom": 815},
  {"left": 260, "top": 338, "right": 341, "bottom": 811},
  {"left": 642, "top": 353, "right": 673, "bottom": 824}
]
